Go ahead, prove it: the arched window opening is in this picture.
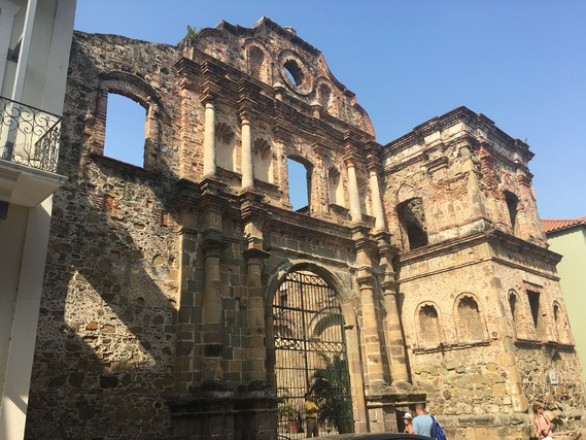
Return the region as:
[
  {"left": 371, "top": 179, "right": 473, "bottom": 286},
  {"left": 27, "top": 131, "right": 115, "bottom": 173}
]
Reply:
[
  {"left": 509, "top": 291, "right": 519, "bottom": 323},
  {"left": 418, "top": 304, "right": 441, "bottom": 347},
  {"left": 104, "top": 93, "right": 146, "bottom": 167},
  {"left": 398, "top": 198, "right": 428, "bottom": 250},
  {"left": 287, "top": 157, "right": 311, "bottom": 213},
  {"left": 457, "top": 295, "right": 484, "bottom": 342},
  {"left": 328, "top": 167, "right": 343, "bottom": 206},
  {"left": 508, "top": 290, "right": 521, "bottom": 337},
  {"left": 504, "top": 191, "right": 519, "bottom": 234}
]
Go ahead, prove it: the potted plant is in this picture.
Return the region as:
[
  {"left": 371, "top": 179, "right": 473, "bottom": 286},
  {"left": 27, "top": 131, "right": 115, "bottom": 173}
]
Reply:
[{"left": 278, "top": 402, "right": 299, "bottom": 433}]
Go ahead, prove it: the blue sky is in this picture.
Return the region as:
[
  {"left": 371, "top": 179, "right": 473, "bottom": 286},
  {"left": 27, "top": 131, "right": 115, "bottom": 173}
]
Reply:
[{"left": 74, "top": 1, "right": 586, "bottom": 219}]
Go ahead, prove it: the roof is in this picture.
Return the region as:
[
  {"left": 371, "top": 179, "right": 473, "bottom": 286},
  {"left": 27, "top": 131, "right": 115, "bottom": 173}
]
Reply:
[{"left": 542, "top": 216, "right": 586, "bottom": 234}]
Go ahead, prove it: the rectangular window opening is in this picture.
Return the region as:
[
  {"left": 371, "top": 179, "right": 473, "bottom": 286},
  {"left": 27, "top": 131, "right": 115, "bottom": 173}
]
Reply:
[
  {"left": 527, "top": 290, "right": 540, "bottom": 328},
  {"left": 287, "top": 157, "right": 310, "bottom": 213}
]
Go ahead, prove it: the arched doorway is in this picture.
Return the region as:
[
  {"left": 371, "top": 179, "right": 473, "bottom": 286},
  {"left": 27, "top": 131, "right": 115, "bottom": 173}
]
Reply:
[{"left": 273, "top": 269, "right": 353, "bottom": 437}]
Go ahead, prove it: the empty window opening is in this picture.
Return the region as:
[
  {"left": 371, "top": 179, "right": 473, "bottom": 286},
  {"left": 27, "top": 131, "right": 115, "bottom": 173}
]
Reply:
[
  {"left": 457, "top": 296, "right": 484, "bottom": 341},
  {"left": 104, "top": 93, "right": 146, "bottom": 167},
  {"left": 527, "top": 290, "right": 540, "bottom": 328},
  {"left": 504, "top": 191, "right": 519, "bottom": 233},
  {"left": 398, "top": 198, "right": 428, "bottom": 249},
  {"left": 283, "top": 60, "right": 304, "bottom": 87},
  {"left": 527, "top": 289, "right": 547, "bottom": 339},
  {"left": 287, "top": 157, "right": 310, "bottom": 213}
]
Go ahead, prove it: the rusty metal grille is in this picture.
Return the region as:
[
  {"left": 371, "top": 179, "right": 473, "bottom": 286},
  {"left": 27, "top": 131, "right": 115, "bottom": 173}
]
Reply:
[{"left": 273, "top": 270, "right": 353, "bottom": 438}]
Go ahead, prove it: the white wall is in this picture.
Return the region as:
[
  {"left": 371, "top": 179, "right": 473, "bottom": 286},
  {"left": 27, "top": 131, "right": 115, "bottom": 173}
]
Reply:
[{"left": 0, "top": 204, "right": 28, "bottom": 398}]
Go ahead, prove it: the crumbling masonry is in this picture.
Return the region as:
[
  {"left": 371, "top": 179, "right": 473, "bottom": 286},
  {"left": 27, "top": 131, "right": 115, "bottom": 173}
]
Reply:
[{"left": 24, "top": 17, "right": 586, "bottom": 440}]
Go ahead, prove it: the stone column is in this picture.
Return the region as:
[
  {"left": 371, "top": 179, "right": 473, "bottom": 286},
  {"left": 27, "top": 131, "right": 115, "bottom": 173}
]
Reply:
[
  {"left": 241, "top": 113, "right": 254, "bottom": 189},
  {"left": 346, "top": 159, "right": 362, "bottom": 223},
  {"left": 368, "top": 166, "right": 385, "bottom": 231},
  {"left": 203, "top": 100, "right": 216, "bottom": 177}
]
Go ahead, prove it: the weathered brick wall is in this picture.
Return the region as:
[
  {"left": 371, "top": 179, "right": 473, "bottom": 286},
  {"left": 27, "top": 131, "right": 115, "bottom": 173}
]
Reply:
[
  {"left": 23, "top": 18, "right": 585, "bottom": 440},
  {"left": 26, "top": 33, "right": 182, "bottom": 439},
  {"left": 385, "top": 108, "right": 585, "bottom": 439}
]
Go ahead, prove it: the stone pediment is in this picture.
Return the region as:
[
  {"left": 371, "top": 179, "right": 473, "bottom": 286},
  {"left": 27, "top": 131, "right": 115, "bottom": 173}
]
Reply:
[{"left": 180, "top": 17, "right": 374, "bottom": 136}]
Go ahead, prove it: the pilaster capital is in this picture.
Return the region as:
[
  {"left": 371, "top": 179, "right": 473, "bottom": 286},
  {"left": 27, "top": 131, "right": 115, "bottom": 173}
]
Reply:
[
  {"left": 239, "top": 109, "right": 251, "bottom": 125},
  {"left": 243, "top": 246, "right": 270, "bottom": 262},
  {"left": 200, "top": 92, "right": 217, "bottom": 106},
  {"left": 355, "top": 266, "right": 375, "bottom": 286}
]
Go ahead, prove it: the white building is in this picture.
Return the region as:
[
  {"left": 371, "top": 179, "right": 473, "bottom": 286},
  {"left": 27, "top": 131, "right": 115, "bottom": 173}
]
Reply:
[{"left": 0, "top": 1, "right": 76, "bottom": 438}]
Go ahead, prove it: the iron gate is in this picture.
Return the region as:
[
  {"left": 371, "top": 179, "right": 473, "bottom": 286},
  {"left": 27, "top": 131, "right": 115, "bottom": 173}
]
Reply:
[{"left": 273, "top": 270, "right": 353, "bottom": 437}]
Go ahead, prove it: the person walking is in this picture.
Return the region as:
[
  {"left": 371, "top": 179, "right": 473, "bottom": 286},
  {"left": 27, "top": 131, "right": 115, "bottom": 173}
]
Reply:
[
  {"left": 412, "top": 403, "right": 434, "bottom": 437},
  {"left": 304, "top": 393, "right": 319, "bottom": 438},
  {"left": 403, "top": 412, "right": 414, "bottom": 434},
  {"left": 532, "top": 402, "right": 553, "bottom": 440}
]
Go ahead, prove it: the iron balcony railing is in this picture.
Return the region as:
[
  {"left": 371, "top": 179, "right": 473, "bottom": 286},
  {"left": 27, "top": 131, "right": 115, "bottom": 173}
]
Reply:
[{"left": 0, "top": 96, "right": 62, "bottom": 173}]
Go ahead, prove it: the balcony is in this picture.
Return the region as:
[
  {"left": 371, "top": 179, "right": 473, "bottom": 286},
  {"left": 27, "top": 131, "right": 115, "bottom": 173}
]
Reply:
[{"left": 0, "top": 96, "right": 67, "bottom": 207}]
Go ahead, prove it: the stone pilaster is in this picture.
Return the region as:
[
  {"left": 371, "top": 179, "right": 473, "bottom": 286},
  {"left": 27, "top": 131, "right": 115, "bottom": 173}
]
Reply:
[
  {"left": 356, "top": 268, "right": 386, "bottom": 392},
  {"left": 353, "top": 228, "right": 386, "bottom": 394},
  {"left": 200, "top": 205, "right": 224, "bottom": 380},
  {"left": 244, "top": 248, "right": 270, "bottom": 385},
  {"left": 240, "top": 191, "right": 270, "bottom": 385},
  {"left": 375, "top": 232, "right": 411, "bottom": 388}
]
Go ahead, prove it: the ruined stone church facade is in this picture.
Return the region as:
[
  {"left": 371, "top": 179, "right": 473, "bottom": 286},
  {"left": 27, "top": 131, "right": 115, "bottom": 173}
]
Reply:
[{"left": 24, "top": 17, "right": 585, "bottom": 440}]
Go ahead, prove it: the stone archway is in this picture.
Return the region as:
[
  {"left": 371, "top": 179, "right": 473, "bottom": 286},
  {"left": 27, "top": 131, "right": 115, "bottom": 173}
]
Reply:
[{"left": 272, "top": 269, "right": 353, "bottom": 437}]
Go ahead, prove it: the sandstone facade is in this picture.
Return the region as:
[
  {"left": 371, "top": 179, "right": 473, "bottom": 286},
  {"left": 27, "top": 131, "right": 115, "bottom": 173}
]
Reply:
[{"left": 24, "top": 18, "right": 585, "bottom": 440}]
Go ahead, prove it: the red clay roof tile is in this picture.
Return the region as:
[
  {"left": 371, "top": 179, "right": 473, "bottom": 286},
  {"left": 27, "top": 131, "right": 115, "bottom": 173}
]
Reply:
[{"left": 542, "top": 216, "right": 586, "bottom": 234}]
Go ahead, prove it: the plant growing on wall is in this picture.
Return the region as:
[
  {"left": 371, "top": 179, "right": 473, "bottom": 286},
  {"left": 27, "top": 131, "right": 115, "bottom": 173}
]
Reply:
[
  {"left": 185, "top": 25, "right": 198, "bottom": 39},
  {"left": 311, "top": 353, "right": 353, "bottom": 434}
]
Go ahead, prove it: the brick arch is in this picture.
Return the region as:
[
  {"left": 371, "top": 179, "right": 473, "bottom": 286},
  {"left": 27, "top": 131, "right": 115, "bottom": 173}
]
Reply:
[
  {"left": 415, "top": 301, "right": 444, "bottom": 348},
  {"left": 315, "top": 76, "right": 339, "bottom": 117},
  {"left": 552, "top": 300, "right": 572, "bottom": 344},
  {"left": 264, "top": 261, "right": 348, "bottom": 306},
  {"left": 266, "top": 261, "right": 361, "bottom": 435},
  {"left": 93, "top": 71, "right": 166, "bottom": 169},
  {"left": 242, "top": 39, "right": 273, "bottom": 83},
  {"left": 397, "top": 197, "right": 428, "bottom": 250},
  {"left": 507, "top": 289, "right": 526, "bottom": 338},
  {"left": 453, "top": 292, "right": 487, "bottom": 343}
]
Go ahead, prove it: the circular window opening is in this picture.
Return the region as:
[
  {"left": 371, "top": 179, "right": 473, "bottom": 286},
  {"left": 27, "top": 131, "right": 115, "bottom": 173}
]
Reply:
[{"left": 283, "top": 59, "right": 304, "bottom": 87}]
